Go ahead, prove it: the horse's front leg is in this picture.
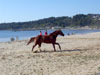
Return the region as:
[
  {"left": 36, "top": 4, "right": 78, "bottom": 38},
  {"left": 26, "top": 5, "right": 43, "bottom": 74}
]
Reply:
[
  {"left": 55, "top": 42, "right": 61, "bottom": 51},
  {"left": 52, "top": 43, "right": 56, "bottom": 51}
]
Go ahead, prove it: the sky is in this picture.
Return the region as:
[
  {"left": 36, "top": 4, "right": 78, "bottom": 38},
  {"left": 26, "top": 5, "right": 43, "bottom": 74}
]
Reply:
[{"left": 0, "top": 0, "right": 100, "bottom": 23}]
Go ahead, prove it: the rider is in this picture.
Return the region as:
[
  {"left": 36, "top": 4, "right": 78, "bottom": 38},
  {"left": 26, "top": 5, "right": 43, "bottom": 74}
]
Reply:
[
  {"left": 45, "top": 30, "right": 48, "bottom": 36},
  {"left": 39, "top": 31, "right": 42, "bottom": 35}
]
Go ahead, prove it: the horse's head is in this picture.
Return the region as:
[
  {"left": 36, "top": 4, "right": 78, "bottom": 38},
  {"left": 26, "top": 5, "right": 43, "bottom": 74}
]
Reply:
[{"left": 57, "top": 30, "right": 64, "bottom": 36}]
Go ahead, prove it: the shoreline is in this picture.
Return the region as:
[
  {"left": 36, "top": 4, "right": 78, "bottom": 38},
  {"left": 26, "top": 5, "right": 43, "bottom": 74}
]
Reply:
[
  {"left": 0, "top": 31, "right": 100, "bottom": 43},
  {"left": 0, "top": 29, "right": 100, "bottom": 42}
]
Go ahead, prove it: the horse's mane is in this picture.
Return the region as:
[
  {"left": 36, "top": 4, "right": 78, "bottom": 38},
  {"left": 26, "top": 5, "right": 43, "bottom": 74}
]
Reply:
[{"left": 49, "top": 30, "right": 60, "bottom": 35}]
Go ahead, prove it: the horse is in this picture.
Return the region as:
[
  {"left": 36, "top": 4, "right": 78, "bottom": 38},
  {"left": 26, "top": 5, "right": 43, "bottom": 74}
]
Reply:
[{"left": 27, "top": 30, "right": 64, "bottom": 52}]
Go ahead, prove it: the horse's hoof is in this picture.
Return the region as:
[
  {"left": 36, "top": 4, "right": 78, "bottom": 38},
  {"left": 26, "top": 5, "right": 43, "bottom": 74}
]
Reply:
[
  {"left": 33, "top": 50, "right": 38, "bottom": 53},
  {"left": 44, "top": 50, "right": 46, "bottom": 52}
]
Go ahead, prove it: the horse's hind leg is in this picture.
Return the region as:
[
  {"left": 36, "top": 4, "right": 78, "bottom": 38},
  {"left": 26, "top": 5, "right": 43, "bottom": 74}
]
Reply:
[
  {"left": 55, "top": 43, "right": 61, "bottom": 51},
  {"left": 32, "top": 44, "right": 37, "bottom": 51},
  {"left": 38, "top": 43, "right": 42, "bottom": 52}
]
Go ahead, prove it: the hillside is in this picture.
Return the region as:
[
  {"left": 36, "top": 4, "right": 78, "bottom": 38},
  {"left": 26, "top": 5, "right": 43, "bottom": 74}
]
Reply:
[{"left": 0, "top": 14, "right": 100, "bottom": 30}]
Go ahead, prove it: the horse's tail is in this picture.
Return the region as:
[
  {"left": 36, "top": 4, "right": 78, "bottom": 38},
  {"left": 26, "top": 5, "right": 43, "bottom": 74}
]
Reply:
[{"left": 27, "top": 37, "right": 35, "bottom": 45}]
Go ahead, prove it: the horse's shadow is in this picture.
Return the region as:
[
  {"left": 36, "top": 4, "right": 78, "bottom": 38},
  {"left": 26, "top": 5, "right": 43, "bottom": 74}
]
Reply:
[{"left": 35, "top": 48, "right": 87, "bottom": 53}]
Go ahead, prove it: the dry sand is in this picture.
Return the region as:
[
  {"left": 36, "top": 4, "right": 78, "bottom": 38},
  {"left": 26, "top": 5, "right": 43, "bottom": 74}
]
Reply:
[{"left": 0, "top": 32, "right": 100, "bottom": 75}]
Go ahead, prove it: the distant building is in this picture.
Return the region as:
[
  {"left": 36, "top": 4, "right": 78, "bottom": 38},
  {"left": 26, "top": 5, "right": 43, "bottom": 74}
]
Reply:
[{"left": 51, "top": 26, "right": 62, "bottom": 29}]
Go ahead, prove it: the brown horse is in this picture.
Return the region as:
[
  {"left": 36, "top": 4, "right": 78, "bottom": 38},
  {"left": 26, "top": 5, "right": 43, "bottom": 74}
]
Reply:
[{"left": 27, "top": 30, "right": 64, "bottom": 52}]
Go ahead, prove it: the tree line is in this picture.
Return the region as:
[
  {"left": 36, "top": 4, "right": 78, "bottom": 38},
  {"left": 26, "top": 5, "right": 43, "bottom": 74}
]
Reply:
[{"left": 0, "top": 14, "right": 100, "bottom": 30}]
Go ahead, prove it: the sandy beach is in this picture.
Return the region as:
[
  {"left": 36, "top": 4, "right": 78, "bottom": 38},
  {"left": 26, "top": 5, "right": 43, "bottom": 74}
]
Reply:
[{"left": 0, "top": 32, "right": 100, "bottom": 75}]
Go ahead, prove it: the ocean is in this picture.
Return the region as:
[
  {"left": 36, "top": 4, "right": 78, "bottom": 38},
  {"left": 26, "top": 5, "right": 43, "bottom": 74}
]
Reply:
[{"left": 0, "top": 29, "right": 100, "bottom": 42}]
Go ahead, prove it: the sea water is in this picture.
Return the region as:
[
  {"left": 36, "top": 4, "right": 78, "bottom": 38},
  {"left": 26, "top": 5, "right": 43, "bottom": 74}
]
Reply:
[{"left": 0, "top": 29, "right": 100, "bottom": 42}]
